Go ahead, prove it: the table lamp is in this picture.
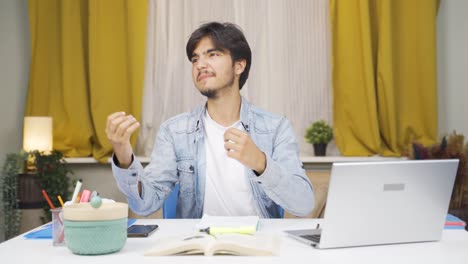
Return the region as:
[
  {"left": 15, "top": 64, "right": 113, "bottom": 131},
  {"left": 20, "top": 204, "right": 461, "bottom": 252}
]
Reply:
[
  {"left": 23, "top": 116, "right": 53, "bottom": 153},
  {"left": 23, "top": 116, "right": 53, "bottom": 172}
]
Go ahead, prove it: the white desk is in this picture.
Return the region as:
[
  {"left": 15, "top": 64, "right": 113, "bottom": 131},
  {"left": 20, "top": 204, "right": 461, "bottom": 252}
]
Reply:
[{"left": 1, "top": 219, "right": 467, "bottom": 264}]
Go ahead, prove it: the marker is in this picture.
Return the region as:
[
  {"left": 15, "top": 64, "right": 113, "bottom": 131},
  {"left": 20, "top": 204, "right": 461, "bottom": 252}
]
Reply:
[
  {"left": 199, "top": 226, "right": 256, "bottom": 235},
  {"left": 90, "top": 191, "right": 98, "bottom": 200},
  {"left": 57, "top": 195, "right": 64, "bottom": 207},
  {"left": 79, "top": 189, "right": 91, "bottom": 203},
  {"left": 71, "top": 179, "right": 82, "bottom": 204},
  {"left": 41, "top": 189, "right": 56, "bottom": 210}
]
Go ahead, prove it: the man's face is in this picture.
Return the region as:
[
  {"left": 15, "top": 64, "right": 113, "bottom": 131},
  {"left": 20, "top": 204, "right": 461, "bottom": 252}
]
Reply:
[{"left": 190, "top": 37, "right": 238, "bottom": 98}]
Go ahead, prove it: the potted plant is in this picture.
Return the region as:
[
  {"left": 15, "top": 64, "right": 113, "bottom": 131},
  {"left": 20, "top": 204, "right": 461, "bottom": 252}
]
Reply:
[
  {"left": 405, "top": 132, "right": 468, "bottom": 211},
  {"left": 305, "top": 120, "right": 333, "bottom": 156},
  {"left": 0, "top": 153, "right": 26, "bottom": 241}
]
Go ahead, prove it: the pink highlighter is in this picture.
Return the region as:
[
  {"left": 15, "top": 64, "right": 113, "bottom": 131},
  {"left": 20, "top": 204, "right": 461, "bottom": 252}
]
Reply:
[{"left": 79, "top": 189, "right": 91, "bottom": 203}]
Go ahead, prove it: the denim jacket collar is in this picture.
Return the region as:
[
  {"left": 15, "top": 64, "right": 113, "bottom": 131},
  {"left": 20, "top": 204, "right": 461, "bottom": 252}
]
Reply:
[{"left": 191, "top": 95, "right": 252, "bottom": 133}]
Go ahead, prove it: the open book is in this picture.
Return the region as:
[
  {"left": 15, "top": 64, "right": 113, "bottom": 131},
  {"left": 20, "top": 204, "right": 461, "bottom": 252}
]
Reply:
[{"left": 144, "top": 233, "right": 280, "bottom": 256}]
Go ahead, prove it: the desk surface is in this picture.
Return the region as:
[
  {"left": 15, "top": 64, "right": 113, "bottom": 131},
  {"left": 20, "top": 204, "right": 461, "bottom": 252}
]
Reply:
[{"left": 1, "top": 219, "right": 467, "bottom": 264}]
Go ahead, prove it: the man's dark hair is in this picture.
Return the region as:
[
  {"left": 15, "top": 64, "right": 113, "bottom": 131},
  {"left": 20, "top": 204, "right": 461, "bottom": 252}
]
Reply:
[{"left": 186, "top": 22, "right": 252, "bottom": 90}]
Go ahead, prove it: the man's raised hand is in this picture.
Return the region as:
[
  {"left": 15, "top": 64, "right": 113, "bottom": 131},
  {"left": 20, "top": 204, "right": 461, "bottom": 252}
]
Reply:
[{"left": 105, "top": 112, "right": 140, "bottom": 168}]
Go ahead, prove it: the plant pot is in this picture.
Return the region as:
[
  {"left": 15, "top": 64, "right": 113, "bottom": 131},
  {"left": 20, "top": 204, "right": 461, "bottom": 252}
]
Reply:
[{"left": 313, "top": 143, "right": 327, "bottom": 156}]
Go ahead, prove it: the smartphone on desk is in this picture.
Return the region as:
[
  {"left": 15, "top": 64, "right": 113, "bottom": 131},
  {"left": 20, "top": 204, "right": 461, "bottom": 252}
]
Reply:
[{"left": 127, "top": 224, "right": 159, "bottom": 237}]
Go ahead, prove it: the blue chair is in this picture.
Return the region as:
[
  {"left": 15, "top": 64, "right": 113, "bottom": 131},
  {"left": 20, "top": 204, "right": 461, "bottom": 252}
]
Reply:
[
  {"left": 162, "top": 184, "right": 180, "bottom": 219},
  {"left": 278, "top": 206, "right": 285, "bottom": 218}
]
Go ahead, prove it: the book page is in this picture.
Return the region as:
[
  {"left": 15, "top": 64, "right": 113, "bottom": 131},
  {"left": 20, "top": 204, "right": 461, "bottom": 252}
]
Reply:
[
  {"left": 205, "top": 233, "right": 280, "bottom": 256},
  {"left": 144, "top": 234, "right": 215, "bottom": 256}
]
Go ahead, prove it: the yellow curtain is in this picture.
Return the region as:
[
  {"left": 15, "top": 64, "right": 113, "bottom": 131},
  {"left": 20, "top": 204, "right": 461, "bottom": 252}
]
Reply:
[
  {"left": 330, "top": 0, "right": 439, "bottom": 156},
  {"left": 26, "top": 0, "right": 147, "bottom": 162}
]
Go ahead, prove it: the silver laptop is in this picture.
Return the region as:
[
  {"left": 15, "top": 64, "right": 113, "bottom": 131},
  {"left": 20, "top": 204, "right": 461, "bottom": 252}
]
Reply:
[{"left": 285, "top": 159, "right": 459, "bottom": 249}]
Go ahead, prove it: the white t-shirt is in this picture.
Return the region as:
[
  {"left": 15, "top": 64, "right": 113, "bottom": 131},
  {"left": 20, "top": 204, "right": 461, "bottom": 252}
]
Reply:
[{"left": 203, "top": 110, "right": 258, "bottom": 216}]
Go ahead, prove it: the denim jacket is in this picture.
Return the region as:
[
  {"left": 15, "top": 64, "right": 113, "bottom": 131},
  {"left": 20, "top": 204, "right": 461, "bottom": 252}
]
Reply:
[{"left": 112, "top": 97, "right": 315, "bottom": 218}]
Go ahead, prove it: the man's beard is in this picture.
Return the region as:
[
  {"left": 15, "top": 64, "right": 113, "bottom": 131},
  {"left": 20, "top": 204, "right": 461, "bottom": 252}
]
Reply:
[
  {"left": 200, "top": 89, "right": 218, "bottom": 98},
  {"left": 198, "top": 74, "right": 235, "bottom": 99}
]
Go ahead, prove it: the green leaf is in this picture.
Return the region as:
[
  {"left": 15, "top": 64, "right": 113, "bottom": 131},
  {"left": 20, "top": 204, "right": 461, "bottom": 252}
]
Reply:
[{"left": 305, "top": 120, "right": 333, "bottom": 144}]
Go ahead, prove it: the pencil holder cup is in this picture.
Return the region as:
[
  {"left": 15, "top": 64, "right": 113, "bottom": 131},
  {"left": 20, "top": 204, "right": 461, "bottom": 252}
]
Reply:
[
  {"left": 51, "top": 208, "right": 65, "bottom": 246},
  {"left": 62, "top": 202, "right": 128, "bottom": 255}
]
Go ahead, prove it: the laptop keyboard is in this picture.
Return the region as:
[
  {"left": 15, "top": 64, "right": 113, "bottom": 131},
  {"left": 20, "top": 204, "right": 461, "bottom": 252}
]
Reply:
[{"left": 300, "top": 234, "right": 321, "bottom": 243}]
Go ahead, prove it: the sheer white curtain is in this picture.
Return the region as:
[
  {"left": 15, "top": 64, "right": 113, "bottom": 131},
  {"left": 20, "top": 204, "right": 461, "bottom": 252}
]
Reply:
[{"left": 136, "top": 0, "right": 336, "bottom": 156}]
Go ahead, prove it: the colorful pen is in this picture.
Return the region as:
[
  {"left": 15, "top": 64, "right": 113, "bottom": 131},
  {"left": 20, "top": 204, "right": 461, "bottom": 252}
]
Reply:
[
  {"left": 57, "top": 195, "right": 64, "bottom": 207},
  {"left": 79, "top": 189, "right": 91, "bottom": 203},
  {"left": 41, "top": 189, "right": 56, "bottom": 210},
  {"left": 71, "top": 179, "right": 82, "bottom": 204},
  {"left": 90, "top": 190, "right": 98, "bottom": 200}
]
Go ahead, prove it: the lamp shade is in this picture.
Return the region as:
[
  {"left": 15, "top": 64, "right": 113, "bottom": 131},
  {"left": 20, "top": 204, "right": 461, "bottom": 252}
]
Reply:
[{"left": 23, "top": 116, "right": 53, "bottom": 152}]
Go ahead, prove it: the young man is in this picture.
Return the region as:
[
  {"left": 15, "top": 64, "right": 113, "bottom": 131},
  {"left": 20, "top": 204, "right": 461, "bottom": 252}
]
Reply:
[{"left": 106, "top": 22, "right": 314, "bottom": 218}]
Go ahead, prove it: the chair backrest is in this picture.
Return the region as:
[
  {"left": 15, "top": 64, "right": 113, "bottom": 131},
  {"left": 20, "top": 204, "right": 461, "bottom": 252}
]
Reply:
[
  {"left": 278, "top": 206, "right": 285, "bottom": 218},
  {"left": 162, "top": 183, "right": 285, "bottom": 218},
  {"left": 162, "top": 184, "right": 179, "bottom": 219}
]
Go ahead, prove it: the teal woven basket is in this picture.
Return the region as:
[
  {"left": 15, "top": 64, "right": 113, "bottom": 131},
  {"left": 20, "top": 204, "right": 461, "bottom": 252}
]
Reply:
[{"left": 64, "top": 218, "right": 127, "bottom": 255}]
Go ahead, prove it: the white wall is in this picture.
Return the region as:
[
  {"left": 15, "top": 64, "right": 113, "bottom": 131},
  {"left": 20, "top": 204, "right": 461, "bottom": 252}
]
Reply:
[
  {"left": 0, "top": 0, "right": 30, "bottom": 240},
  {"left": 0, "top": 0, "right": 467, "bottom": 235},
  {"left": 437, "top": 0, "right": 468, "bottom": 137},
  {"left": 0, "top": 0, "right": 29, "bottom": 168}
]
